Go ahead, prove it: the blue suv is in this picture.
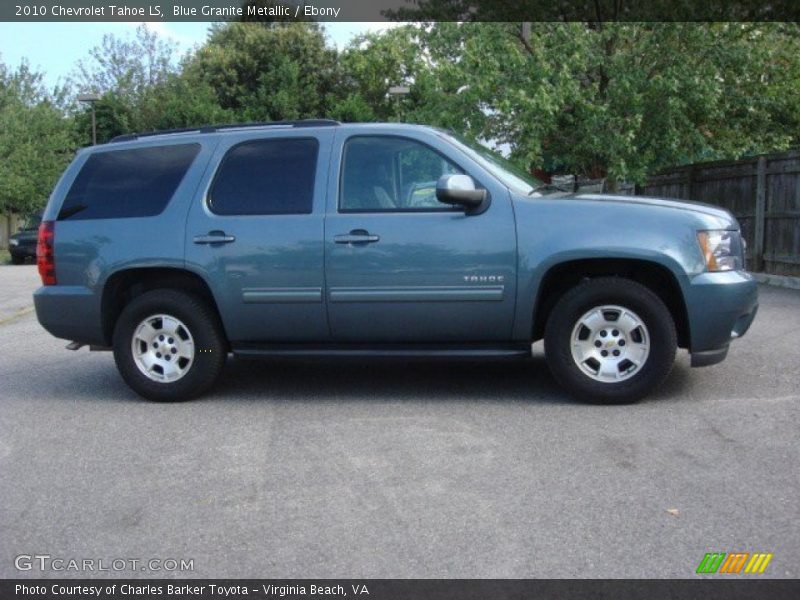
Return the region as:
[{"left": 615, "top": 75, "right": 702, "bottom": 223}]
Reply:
[{"left": 33, "top": 121, "right": 758, "bottom": 402}]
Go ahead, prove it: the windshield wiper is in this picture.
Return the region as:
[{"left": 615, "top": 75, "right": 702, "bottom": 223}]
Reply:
[{"left": 529, "top": 183, "right": 572, "bottom": 195}]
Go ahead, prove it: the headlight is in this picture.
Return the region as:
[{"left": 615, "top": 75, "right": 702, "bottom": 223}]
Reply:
[
  {"left": 697, "top": 230, "right": 742, "bottom": 272},
  {"left": 9, "top": 239, "right": 19, "bottom": 246}
]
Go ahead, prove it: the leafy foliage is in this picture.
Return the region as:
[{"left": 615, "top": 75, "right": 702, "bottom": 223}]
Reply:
[
  {"left": 330, "top": 26, "right": 428, "bottom": 122},
  {"left": 378, "top": 22, "right": 800, "bottom": 184},
  {"left": 184, "top": 22, "right": 339, "bottom": 122},
  {"left": 0, "top": 60, "right": 75, "bottom": 214},
  {"left": 2, "top": 19, "right": 800, "bottom": 216}
]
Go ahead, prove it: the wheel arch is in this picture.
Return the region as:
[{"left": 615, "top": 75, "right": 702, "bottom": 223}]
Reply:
[
  {"left": 531, "top": 258, "right": 690, "bottom": 349},
  {"left": 100, "top": 267, "right": 226, "bottom": 346}
]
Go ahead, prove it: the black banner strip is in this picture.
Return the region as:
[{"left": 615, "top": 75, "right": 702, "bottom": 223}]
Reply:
[
  {"left": 3, "top": 1, "right": 800, "bottom": 22},
  {"left": 3, "top": 579, "right": 800, "bottom": 600}
]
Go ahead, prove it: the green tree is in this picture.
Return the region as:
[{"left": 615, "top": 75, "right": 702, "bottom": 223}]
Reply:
[
  {"left": 331, "top": 26, "right": 430, "bottom": 122},
  {"left": 0, "top": 59, "right": 75, "bottom": 218},
  {"left": 137, "top": 74, "right": 234, "bottom": 132},
  {"left": 376, "top": 22, "right": 800, "bottom": 186},
  {"left": 184, "top": 22, "right": 339, "bottom": 122},
  {"left": 72, "top": 24, "right": 179, "bottom": 104},
  {"left": 70, "top": 24, "right": 192, "bottom": 142}
]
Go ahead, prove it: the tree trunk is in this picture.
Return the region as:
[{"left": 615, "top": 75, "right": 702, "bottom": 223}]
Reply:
[{"left": 2, "top": 215, "right": 10, "bottom": 247}]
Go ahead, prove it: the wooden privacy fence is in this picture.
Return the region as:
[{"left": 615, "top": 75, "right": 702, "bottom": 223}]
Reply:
[
  {"left": 640, "top": 150, "right": 800, "bottom": 276},
  {"left": 0, "top": 213, "right": 23, "bottom": 250}
]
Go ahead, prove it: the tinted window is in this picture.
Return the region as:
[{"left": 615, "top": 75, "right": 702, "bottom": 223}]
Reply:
[
  {"left": 59, "top": 144, "right": 200, "bottom": 220},
  {"left": 209, "top": 138, "right": 318, "bottom": 215},
  {"left": 340, "top": 136, "right": 462, "bottom": 212}
]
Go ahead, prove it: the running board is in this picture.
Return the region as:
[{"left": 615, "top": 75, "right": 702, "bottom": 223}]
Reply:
[{"left": 232, "top": 342, "right": 532, "bottom": 360}]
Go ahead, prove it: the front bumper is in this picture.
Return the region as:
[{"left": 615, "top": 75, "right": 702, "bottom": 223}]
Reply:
[
  {"left": 687, "top": 270, "right": 758, "bottom": 367},
  {"left": 9, "top": 243, "right": 36, "bottom": 258}
]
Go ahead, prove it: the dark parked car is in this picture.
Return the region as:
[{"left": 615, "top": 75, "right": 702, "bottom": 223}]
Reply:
[
  {"left": 8, "top": 213, "right": 41, "bottom": 264},
  {"left": 33, "top": 121, "right": 758, "bottom": 403}
]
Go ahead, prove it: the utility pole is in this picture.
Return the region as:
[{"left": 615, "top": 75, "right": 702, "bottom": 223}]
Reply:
[
  {"left": 77, "top": 93, "right": 101, "bottom": 145},
  {"left": 388, "top": 85, "right": 410, "bottom": 122},
  {"left": 522, "top": 22, "right": 531, "bottom": 43}
]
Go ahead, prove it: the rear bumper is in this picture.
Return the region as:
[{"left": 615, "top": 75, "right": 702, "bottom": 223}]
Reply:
[
  {"left": 33, "top": 285, "right": 105, "bottom": 346},
  {"left": 687, "top": 271, "right": 758, "bottom": 367}
]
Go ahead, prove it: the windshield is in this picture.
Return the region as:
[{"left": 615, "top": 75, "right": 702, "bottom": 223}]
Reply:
[
  {"left": 21, "top": 213, "right": 42, "bottom": 231},
  {"left": 439, "top": 132, "right": 548, "bottom": 195}
]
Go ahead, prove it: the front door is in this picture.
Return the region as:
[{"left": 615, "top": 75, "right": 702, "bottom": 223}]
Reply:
[{"left": 325, "top": 133, "right": 517, "bottom": 342}]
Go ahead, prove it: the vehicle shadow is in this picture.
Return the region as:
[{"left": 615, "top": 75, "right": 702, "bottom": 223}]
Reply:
[
  {"left": 34, "top": 349, "right": 694, "bottom": 406},
  {"left": 215, "top": 355, "right": 569, "bottom": 404},
  {"left": 202, "top": 351, "right": 694, "bottom": 406}
]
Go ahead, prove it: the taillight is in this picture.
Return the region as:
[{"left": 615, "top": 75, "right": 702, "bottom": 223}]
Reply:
[{"left": 37, "top": 221, "right": 56, "bottom": 285}]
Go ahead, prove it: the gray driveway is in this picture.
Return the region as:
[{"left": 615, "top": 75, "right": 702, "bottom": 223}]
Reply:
[
  {"left": 0, "top": 264, "right": 798, "bottom": 578},
  {"left": 0, "top": 263, "right": 36, "bottom": 322}
]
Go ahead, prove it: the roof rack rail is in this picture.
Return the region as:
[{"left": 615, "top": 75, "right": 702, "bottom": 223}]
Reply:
[{"left": 109, "top": 119, "right": 341, "bottom": 143}]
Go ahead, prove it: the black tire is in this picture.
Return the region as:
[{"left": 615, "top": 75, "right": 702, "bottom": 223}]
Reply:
[
  {"left": 112, "top": 289, "right": 227, "bottom": 401},
  {"left": 544, "top": 277, "right": 677, "bottom": 404},
  {"left": 10, "top": 254, "right": 24, "bottom": 265}
]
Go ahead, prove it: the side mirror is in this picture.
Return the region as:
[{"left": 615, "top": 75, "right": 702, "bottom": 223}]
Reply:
[{"left": 436, "top": 174, "right": 487, "bottom": 210}]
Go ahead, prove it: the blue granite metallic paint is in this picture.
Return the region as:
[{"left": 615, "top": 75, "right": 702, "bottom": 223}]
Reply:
[{"left": 34, "top": 123, "right": 757, "bottom": 362}]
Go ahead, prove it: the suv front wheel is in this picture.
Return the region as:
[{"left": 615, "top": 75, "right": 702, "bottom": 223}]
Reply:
[
  {"left": 112, "top": 289, "right": 227, "bottom": 401},
  {"left": 544, "top": 277, "right": 677, "bottom": 404}
]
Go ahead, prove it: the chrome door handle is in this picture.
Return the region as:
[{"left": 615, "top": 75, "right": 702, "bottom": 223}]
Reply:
[
  {"left": 334, "top": 230, "right": 380, "bottom": 244},
  {"left": 193, "top": 231, "right": 236, "bottom": 244}
]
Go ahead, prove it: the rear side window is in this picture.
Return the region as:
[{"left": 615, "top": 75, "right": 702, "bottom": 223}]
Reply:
[
  {"left": 208, "top": 138, "right": 318, "bottom": 215},
  {"left": 59, "top": 144, "right": 200, "bottom": 220}
]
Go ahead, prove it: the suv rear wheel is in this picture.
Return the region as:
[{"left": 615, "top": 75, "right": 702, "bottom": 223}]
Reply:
[
  {"left": 112, "top": 289, "right": 227, "bottom": 401},
  {"left": 544, "top": 277, "right": 677, "bottom": 404}
]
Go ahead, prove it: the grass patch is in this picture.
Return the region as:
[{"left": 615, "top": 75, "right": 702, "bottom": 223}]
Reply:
[{"left": 0, "top": 249, "right": 10, "bottom": 265}]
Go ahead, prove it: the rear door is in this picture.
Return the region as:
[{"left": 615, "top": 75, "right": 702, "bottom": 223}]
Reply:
[{"left": 185, "top": 129, "right": 333, "bottom": 343}]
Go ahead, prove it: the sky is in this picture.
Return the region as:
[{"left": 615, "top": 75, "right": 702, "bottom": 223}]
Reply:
[{"left": 0, "top": 21, "right": 386, "bottom": 89}]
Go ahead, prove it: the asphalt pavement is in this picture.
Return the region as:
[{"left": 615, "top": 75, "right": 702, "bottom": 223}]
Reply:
[{"left": 0, "top": 265, "right": 798, "bottom": 578}]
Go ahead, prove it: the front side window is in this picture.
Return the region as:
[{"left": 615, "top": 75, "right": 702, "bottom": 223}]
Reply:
[
  {"left": 340, "top": 136, "right": 463, "bottom": 212},
  {"left": 59, "top": 143, "right": 200, "bottom": 220},
  {"left": 209, "top": 138, "right": 318, "bottom": 215}
]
